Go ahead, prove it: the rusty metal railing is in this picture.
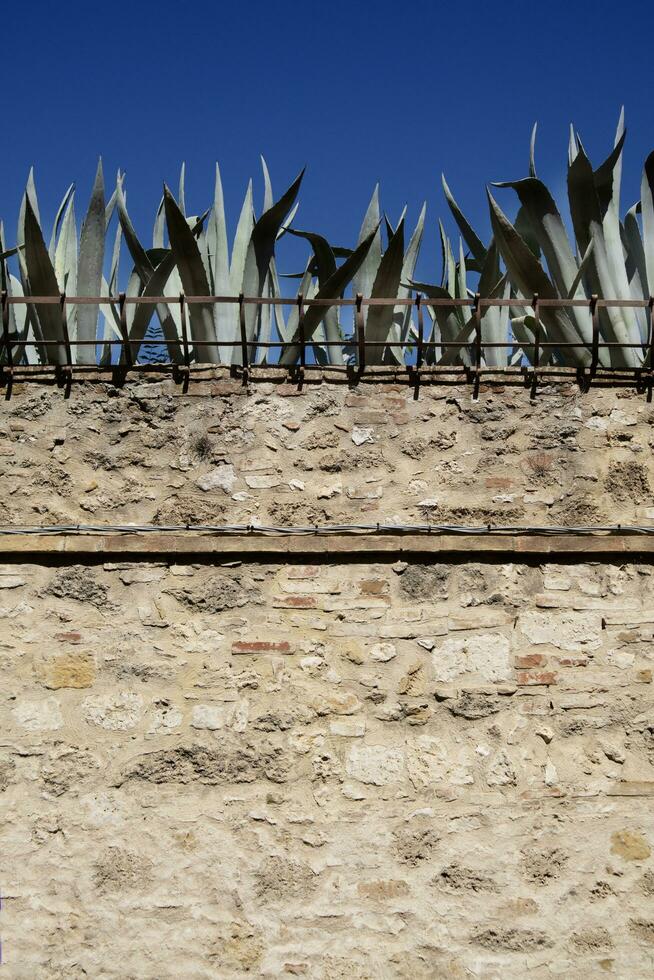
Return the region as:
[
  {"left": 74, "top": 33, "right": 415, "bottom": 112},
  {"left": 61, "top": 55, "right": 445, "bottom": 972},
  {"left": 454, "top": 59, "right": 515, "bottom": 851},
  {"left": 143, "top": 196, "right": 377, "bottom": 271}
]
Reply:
[{"left": 2, "top": 291, "right": 653, "bottom": 380}]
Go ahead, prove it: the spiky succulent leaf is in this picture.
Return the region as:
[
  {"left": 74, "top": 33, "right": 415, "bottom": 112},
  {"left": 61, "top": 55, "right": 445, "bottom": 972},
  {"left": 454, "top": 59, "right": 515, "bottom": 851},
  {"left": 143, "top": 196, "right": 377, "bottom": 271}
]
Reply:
[
  {"left": 163, "top": 185, "right": 219, "bottom": 362},
  {"left": 441, "top": 174, "right": 486, "bottom": 265},
  {"left": 23, "top": 197, "right": 66, "bottom": 364}
]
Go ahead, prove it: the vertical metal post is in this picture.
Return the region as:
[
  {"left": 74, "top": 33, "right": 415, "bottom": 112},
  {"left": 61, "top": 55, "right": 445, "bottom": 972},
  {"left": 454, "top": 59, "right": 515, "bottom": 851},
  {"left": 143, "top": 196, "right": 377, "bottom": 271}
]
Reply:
[
  {"left": 473, "top": 293, "right": 482, "bottom": 374},
  {"left": 531, "top": 293, "right": 540, "bottom": 371},
  {"left": 238, "top": 292, "right": 248, "bottom": 372},
  {"left": 297, "top": 293, "right": 306, "bottom": 370},
  {"left": 118, "top": 292, "right": 132, "bottom": 367},
  {"left": 1, "top": 290, "right": 12, "bottom": 370},
  {"left": 179, "top": 293, "right": 190, "bottom": 368},
  {"left": 415, "top": 294, "right": 424, "bottom": 370},
  {"left": 589, "top": 294, "right": 600, "bottom": 374},
  {"left": 59, "top": 292, "right": 72, "bottom": 369},
  {"left": 355, "top": 293, "right": 365, "bottom": 371},
  {"left": 646, "top": 296, "right": 654, "bottom": 371}
]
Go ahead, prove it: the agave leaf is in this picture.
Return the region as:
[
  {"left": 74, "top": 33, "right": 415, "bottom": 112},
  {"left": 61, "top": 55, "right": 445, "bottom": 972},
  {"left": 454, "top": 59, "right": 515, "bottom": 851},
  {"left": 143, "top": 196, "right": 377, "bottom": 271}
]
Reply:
[
  {"left": 54, "top": 193, "right": 78, "bottom": 340},
  {"left": 207, "top": 163, "right": 235, "bottom": 359},
  {"left": 117, "top": 181, "right": 154, "bottom": 282},
  {"left": 229, "top": 179, "right": 254, "bottom": 292},
  {"left": 593, "top": 116, "right": 626, "bottom": 217},
  {"left": 261, "top": 156, "right": 273, "bottom": 213},
  {"left": 529, "top": 123, "right": 538, "bottom": 178},
  {"left": 409, "top": 280, "right": 472, "bottom": 367},
  {"left": 493, "top": 179, "right": 579, "bottom": 296},
  {"left": 623, "top": 204, "right": 647, "bottom": 294},
  {"left": 153, "top": 196, "right": 165, "bottom": 248},
  {"left": 487, "top": 190, "right": 590, "bottom": 366},
  {"left": 568, "top": 124, "right": 578, "bottom": 166},
  {"left": 568, "top": 145, "right": 603, "bottom": 255},
  {"left": 566, "top": 238, "right": 595, "bottom": 299},
  {"left": 493, "top": 177, "right": 593, "bottom": 347},
  {"left": 23, "top": 197, "right": 65, "bottom": 365},
  {"left": 287, "top": 228, "right": 337, "bottom": 285},
  {"left": 353, "top": 185, "right": 382, "bottom": 298},
  {"left": 17, "top": 168, "right": 41, "bottom": 281},
  {"left": 365, "top": 219, "right": 405, "bottom": 365},
  {"left": 163, "top": 185, "right": 219, "bottom": 362},
  {"left": 441, "top": 174, "right": 486, "bottom": 266},
  {"left": 48, "top": 182, "right": 75, "bottom": 259},
  {"left": 251, "top": 169, "right": 304, "bottom": 287},
  {"left": 386, "top": 203, "right": 427, "bottom": 362},
  {"left": 514, "top": 205, "right": 541, "bottom": 258},
  {"left": 127, "top": 252, "right": 183, "bottom": 363},
  {"left": 178, "top": 162, "right": 186, "bottom": 215},
  {"left": 276, "top": 202, "right": 299, "bottom": 240},
  {"left": 280, "top": 228, "right": 378, "bottom": 365},
  {"left": 76, "top": 159, "right": 105, "bottom": 363},
  {"left": 105, "top": 180, "right": 119, "bottom": 230},
  {"left": 641, "top": 153, "right": 654, "bottom": 300}
]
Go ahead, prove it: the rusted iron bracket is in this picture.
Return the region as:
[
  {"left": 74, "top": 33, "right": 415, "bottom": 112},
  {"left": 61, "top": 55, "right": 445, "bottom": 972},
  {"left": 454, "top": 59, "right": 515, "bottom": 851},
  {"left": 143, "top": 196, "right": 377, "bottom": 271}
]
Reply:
[
  {"left": 355, "top": 293, "right": 365, "bottom": 372},
  {"left": 1, "top": 289, "right": 12, "bottom": 373},
  {"left": 118, "top": 292, "right": 132, "bottom": 367}
]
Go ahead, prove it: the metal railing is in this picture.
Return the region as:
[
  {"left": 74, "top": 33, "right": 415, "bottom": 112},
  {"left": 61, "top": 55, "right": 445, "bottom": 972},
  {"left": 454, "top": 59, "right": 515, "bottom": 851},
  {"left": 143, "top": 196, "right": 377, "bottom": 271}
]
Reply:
[{"left": 2, "top": 290, "right": 653, "bottom": 380}]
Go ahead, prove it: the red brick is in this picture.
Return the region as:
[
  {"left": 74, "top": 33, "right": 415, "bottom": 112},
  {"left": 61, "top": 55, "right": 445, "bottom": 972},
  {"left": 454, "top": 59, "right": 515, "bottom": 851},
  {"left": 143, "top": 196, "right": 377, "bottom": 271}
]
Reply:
[
  {"left": 55, "top": 632, "right": 82, "bottom": 644},
  {"left": 485, "top": 477, "right": 514, "bottom": 489},
  {"left": 286, "top": 566, "right": 320, "bottom": 579},
  {"left": 232, "top": 640, "right": 291, "bottom": 655},
  {"left": 517, "top": 670, "right": 558, "bottom": 686},
  {"left": 515, "top": 654, "right": 546, "bottom": 669},
  {"left": 555, "top": 656, "right": 589, "bottom": 667},
  {"left": 359, "top": 579, "right": 389, "bottom": 596},
  {"left": 273, "top": 595, "right": 317, "bottom": 608}
]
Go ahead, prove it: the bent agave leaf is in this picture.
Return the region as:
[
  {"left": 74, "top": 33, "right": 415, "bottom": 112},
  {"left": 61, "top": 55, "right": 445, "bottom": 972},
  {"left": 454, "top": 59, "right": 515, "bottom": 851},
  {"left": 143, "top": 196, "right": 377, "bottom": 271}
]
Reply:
[
  {"left": 77, "top": 160, "right": 105, "bottom": 363},
  {"left": 163, "top": 186, "right": 220, "bottom": 362},
  {"left": 279, "top": 228, "right": 378, "bottom": 365},
  {"left": 23, "top": 198, "right": 66, "bottom": 365},
  {"left": 487, "top": 190, "right": 591, "bottom": 367}
]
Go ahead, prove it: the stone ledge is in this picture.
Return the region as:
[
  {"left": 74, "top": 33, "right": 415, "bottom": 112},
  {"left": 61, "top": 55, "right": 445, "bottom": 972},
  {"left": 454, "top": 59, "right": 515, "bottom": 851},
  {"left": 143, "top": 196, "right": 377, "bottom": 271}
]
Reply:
[{"left": 1, "top": 531, "right": 654, "bottom": 559}]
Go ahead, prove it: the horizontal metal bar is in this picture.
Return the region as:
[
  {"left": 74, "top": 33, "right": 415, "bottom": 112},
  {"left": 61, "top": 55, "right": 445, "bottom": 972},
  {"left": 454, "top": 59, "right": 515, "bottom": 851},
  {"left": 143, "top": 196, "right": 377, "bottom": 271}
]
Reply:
[{"left": 8, "top": 294, "right": 653, "bottom": 309}]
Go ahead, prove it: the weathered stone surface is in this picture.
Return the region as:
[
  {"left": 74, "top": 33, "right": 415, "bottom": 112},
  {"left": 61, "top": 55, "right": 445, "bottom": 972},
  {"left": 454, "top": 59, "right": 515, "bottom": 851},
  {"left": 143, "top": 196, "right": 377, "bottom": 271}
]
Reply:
[
  {"left": 346, "top": 744, "right": 406, "bottom": 785},
  {"left": 2, "top": 379, "right": 654, "bottom": 976},
  {"left": 432, "top": 633, "right": 512, "bottom": 682},
  {"left": 122, "top": 740, "right": 292, "bottom": 784}
]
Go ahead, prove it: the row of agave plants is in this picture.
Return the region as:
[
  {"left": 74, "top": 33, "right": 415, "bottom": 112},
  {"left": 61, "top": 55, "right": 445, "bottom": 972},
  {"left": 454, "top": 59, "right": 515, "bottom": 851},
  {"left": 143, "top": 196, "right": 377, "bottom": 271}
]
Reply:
[{"left": 2, "top": 111, "right": 654, "bottom": 370}]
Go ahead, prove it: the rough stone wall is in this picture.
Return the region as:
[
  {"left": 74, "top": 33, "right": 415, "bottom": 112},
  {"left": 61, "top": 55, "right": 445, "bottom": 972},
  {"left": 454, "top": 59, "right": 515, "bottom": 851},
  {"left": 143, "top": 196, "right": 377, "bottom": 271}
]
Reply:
[
  {"left": 1, "top": 373, "right": 653, "bottom": 528},
  {"left": 1, "top": 375, "right": 654, "bottom": 978}
]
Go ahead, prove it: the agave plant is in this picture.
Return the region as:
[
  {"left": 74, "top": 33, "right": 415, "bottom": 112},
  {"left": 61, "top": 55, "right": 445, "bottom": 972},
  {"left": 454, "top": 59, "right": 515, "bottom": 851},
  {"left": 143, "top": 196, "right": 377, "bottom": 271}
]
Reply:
[
  {"left": 440, "top": 111, "right": 653, "bottom": 370},
  {"left": 3, "top": 163, "right": 118, "bottom": 366},
  {"left": 278, "top": 185, "right": 425, "bottom": 367},
  {"left": 2, "top": 118, "right": 652, "bottom": 372}
]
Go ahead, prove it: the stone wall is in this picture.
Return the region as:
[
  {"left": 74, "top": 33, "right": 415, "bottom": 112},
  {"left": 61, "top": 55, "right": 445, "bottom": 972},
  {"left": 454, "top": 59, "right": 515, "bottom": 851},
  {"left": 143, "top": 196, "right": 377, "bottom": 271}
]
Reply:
[
  {"left": 1, "top": 372, "right": 653, "bottom": 528},
  {"left": 1, "top": 374, "right": 654, "bottom": 978}
]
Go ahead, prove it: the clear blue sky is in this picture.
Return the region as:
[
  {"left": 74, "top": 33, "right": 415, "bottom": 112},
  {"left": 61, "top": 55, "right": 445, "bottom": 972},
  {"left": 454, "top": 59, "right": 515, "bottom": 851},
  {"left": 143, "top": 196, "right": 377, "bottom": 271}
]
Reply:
[{"left": 3, "top": 0, "right": 653, "bottom": 284}]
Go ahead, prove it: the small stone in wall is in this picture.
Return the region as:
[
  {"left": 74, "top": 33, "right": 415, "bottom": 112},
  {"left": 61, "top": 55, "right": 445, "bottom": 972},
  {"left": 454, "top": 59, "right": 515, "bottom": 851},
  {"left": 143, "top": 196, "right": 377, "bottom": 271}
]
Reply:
[
  {"left": 351, "top": 426, "right": 374, "bottom": 446},
  {"left": 244, "top": 474, "right": 281, "bottom": 489},
  {"left": 346, "top": 744, "right": 405, "bottom": 785},
  {"left": 37, "top": 653, "right": 96, "bottom": 689},
  {"left": 83, "top": 692, "right": 144, "bottom": 731},
  {"left": 12, "top": 698, "right": 63, "bottom": 732},
  {"left": 196, "top": 463, "right": 237, "bottom": 493},
  {"left": 44, "top": 567, "right": 108, "bottom": 607},
  {"left": 518, "top": 610, "right": 602, "bottom": 651},
  {"left": 611, "top": 829, "right": 651, "bottom": 861},
  {"left": 432, "top": 634, "right": 512, "bottom": 683},
  {"left": 329, "top": 718, "right": 366, "bottom": 737},
  {"left": 370, "top": 642, "right": 397, "bottom": 662}
]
